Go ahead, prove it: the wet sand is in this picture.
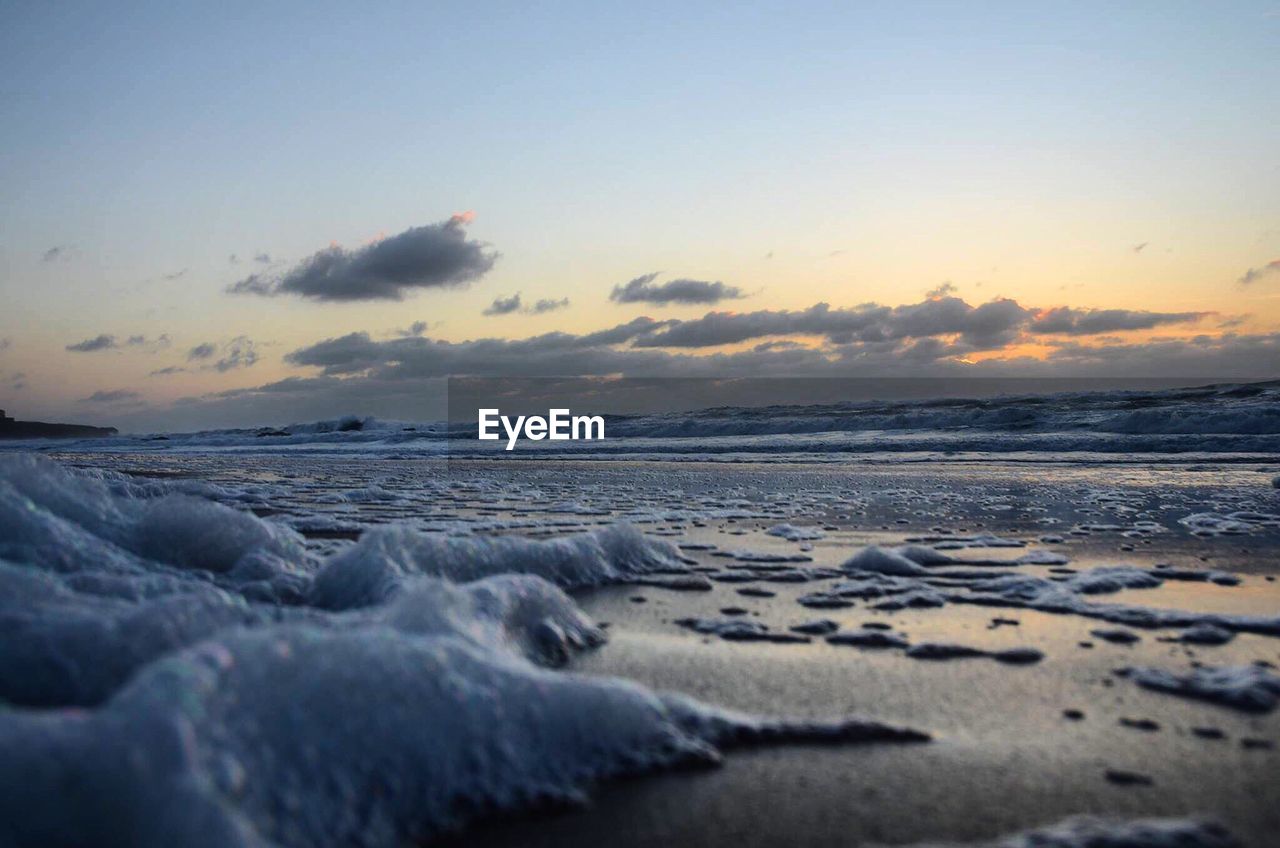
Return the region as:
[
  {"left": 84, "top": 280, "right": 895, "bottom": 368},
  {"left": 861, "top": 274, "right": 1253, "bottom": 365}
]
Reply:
[{"left": 450, "top": 521, "right": 1280, "bottom": 847}]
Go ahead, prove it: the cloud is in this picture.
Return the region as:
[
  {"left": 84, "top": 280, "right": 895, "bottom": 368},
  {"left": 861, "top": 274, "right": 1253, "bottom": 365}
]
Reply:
[
  {"left": 275, "top": 294, "right": 1233, "bottom": 393},
  {"left": 42, "top": 246, "right": 68, "bottom": 262},
  {"left": 394, "top": 321, "right": 430, "bottom": 337},
  {"left": 188, "top": 342, "right": 217, "bottom": 361},
  {"left": 0, "top": 338, "right": 9, "bottom": 352},
  {"left": 1028, "top": 307, "right": 1211, "bottom": 335},
  {"left": 610, "top": 273, "right": 744, "bottom": 305},
  {"left": 144, "top": 320, "right": 1280, "bottom": 430},
  {"left": 529, "top": 297, "right": 570, "bottom": 314},
  {"left": 630, "top": 297, "right": 1032, "bottom": 350},
  {"left": 283, "top": 317, "right": 670, "bottom": 377},
  {"left": 66, "top": 334, "right": 169, "bottom": 353},
  {"left": 631, "top": 297, "right": 1209, "bottom": 351},
  {"left": 213, "top": 328, "right": 1280, "bottom": 426},
  {"left": 254, "top": 253, "right": 272, "bottom": 265},
  {"left": 80, "top": 389, "right": 143, "bottom": 404},
  {"left": 132, "top": 334, "right": 170, "bottom": 351},
  {"left": 1238, "top": 259, "right": 1280, "bottom": 286},
  {"left": 483, "top": 293, "right": 523, "bottom": 316},
  {"left": 926, "top": 282, "right": 958, "bottom": 298},
  {"left": 1133, "top": 242, "right": 1148, "bottom": 253},
  {"left": 482, "top": 293, "right": 572, "bottom": 316},
  {"left": 228, "top": 215, "right": 498, "bottom": 301},
  {"left": 66, "top": 334, "right": 118, "bottom": 352},
  {"left": 213, "top": 336, "right": 259, "bottom": 372},
  {"left": 187, "top": 338, "right": 260, "bottom": 371},
  {"left": 149, "top": 366, "right": 187, "bottom": 377},
  {"left": 162, "top": 269, "right": 187, "bottom": 281}
]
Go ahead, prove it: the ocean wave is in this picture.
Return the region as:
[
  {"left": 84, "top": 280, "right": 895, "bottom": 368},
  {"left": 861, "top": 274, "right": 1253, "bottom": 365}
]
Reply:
[{"left": 5, "top": 380, "right": 1277, "bottom": 459}]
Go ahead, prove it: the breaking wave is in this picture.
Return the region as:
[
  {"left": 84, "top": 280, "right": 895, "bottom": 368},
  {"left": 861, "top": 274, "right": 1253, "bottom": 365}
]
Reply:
[{"left": 5, "top": 380, "right": 1278, "bottom": 461}]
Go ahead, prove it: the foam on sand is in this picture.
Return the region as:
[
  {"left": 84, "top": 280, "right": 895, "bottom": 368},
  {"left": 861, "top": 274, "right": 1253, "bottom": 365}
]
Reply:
[
  {"left": 0, "top": 454, "right": 935, "bottom": 848},
  {"left": 310, "top": 521, "right": 690, "bottom": 609},
  {"left": 889, "top": 815, "right": 1240, "bottom": 848},
  {"left": 0, "top": 614, "right": 929, "bottom": 848},
  {"left": 1117, "top": 665, "right": 1280, "bottom": 713}
]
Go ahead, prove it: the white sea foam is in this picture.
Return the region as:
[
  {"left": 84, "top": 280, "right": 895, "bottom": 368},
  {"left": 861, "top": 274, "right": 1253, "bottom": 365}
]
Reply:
[
  {"left": 1119, "top": 665, "right": 1280, "bottom": 713},
  {"left": 890, "top": 815, "right": 1240, "bottom": 848},
  {"left": 0, "top": 454, "right": 942, "bottom": 847},
  {"left": 310, "top": 522, "right": 690, "bottom": 609}
]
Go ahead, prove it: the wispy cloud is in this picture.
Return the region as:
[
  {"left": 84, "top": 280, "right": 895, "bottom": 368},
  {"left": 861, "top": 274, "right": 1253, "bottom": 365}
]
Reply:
[
  {"left": 80, "top": 389, "right": 143, "bottom": 404},
  {"left": 482, "top": 293, "right": 571, "bottom": 316},
  {"left": 66, "top": 334, "right": 169, "bottom": 353},
  {"left": 1238, "top": 259, "right": 1280, "bottom": 286},
  {"left": 187, "top": 338, "right": 260, "bottom": 371}
]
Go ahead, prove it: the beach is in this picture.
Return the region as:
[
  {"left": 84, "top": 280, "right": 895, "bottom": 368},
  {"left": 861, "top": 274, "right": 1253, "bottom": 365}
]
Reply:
[{"left": 1, "top": 384, "right": 1278, "bottom": 847}]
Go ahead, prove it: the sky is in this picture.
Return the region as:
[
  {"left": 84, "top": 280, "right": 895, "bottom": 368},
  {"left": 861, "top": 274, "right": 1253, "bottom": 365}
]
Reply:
[{"left": 0, "top": 1, "right": 1277, "bottom": 431}]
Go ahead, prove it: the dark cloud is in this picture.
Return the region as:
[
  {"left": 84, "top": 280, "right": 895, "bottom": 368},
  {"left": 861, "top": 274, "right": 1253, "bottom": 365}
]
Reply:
[
  {"left": 610, "top": 273, "right": 744, "bottom": 305},
  {"left": 482, "top": 293, "right": 571, "bottom": 316},
  {"left": 1028, "top": 307, "right": 1211, "bottom": 335},
  {"left": 284, "top": 318, "right": 670, "bottom": 377},
  {"left": 1028, "top": 333, "right": 1280, "bottom": 376},
  {"left": 188, "top": 342, "right": 217, "bottom": 361},
  {"left": 632, "top": 297, "right": 1207, "bottom": 351},
  {"left": 66, "top": 334, "right": 118, "bottom": 353},
  {"left": 254, "top": 253, "right": 272, "bottom": 265},
  {"left": 483, "top": 293, "right": 523, "bottom": 316},
  {"left": 529, "top": 297, "right": 570, "bottom": 314},
  {"left": 213, "top": 336, "right": 259, "bottom": 372},
  {"left": 80, "top": 389, "right": 143, "bottom": 404},
  {"left": 186, "top": 338, "right": 260, "bottom": 371},
  {"left": 42, "top": 246, "right": 68, "bottom": 262},
  {"left": 208, "top": 328, "right": 1280, "bottom": 426},
  {"left": 630, "top": 297, "right": 1031, "bottom": 350},
  {"left": 631, "top": 303, "right": 880, "bottom": 349},
  {"left": 149, "top": 366, "right": 187, "bottom": 377},
  {"left": 131, "top": 334, "right": 170, "bottom": 351},
  {"left": 1238, "top": 260, "right": 1280, "bottom": 286},
  {"left": 131, "top": 325, "right": 1280, "bottom": 430},
  {"left": 66, "top": 334, "right": 168, "bottom": 353},
  {"left": 275, "top": 294, "right": 1241, "bottom": 395},
  {"left": 395, "top": 321, "right": 430, "bottom": 337},
  {"left": 228, "top": 215, "right": 498, "bottom": 301},
  {"left": 0, "top": 338, "right": 9, "bottom": 352}
]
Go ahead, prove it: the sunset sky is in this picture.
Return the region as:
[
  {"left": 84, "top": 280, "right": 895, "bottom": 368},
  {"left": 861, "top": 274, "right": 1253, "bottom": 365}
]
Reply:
[{"left": 1, "top": 1, "right": 1278, "bottom": 431}]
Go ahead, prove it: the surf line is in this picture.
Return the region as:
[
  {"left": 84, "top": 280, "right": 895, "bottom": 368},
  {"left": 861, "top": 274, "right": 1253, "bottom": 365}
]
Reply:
[{"left": 478, "top": 408, "right": 605, "bottom": 451}]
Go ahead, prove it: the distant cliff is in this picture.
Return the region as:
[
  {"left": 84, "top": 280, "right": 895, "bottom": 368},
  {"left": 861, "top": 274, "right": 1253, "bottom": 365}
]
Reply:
[{"left": 0, "top": 410, "right": 117, "bottom": 440}]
